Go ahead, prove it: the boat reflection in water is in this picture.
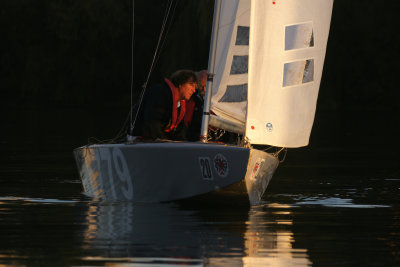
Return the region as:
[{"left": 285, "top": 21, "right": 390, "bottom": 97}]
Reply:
[
  {"left": 80, "top": 201, "right": 311, "bottom": 266},
  {"left": 242, "top": 203, "right": 311, "bottom": 266}
]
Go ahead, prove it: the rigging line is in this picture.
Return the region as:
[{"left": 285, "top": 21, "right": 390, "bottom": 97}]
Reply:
[
  {"left": 130, "top": 0, "right": 175, "bottom": 133},
  {"left": 272, "top": 147, "right": 287, "bottom": 162},
  {"left": 109, "top": 0, "right": 136, "bottom": 143},
  {"left": 130, "top": 0, "right": 135, "bottom": 131},
  {"left": 111, "top": 110, "right": 132, "bottom": 142},
  {"left": 145, "top": 0, "right": 175, "bottom": 80},
  {"left": 152, "top": 0, "right": 180, "bottom": 70},
  {"left": 90, "top": 109, "right": 131, "bottom": 144},
  {"left": 85, "top": 1, "right": 139, "bottom": 145}
]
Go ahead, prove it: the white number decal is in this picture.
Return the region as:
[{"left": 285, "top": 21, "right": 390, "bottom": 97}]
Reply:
[
  {"left": 99, "top": 149, "right": 117, "bottom": 199},
  {"left": 199, "top": 157, "right": 213, "bottom": 180},
  {"left": 98, "top": 147, "right": 134, "bottom": 200},
  {"left": 112, "top": 148, "right": 134, "bottom": 200}
]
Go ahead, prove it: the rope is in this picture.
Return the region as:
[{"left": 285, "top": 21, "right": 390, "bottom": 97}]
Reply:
[
  {"left": 152, "top": 0, "right": 180, "bottom": 71},
  {"left": 101, "top": 0, "right": 136, "bottom": 144},
  {"left": 90, "top": 0, "right": 178, "bottom": 145},
  {"left": 130, "top": 0, "right": 176, "bottom": 135},
  {"left": 272, "top": 147, "right": 287, "bottom": 163},
  {"left": 96, "top": 0, "right": 177, "bottom": 144},
  {"left": 130, "top": 0, "right": 135, "bottom": 132}
]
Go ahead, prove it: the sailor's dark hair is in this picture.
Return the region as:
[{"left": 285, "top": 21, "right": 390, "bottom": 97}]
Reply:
[{"left": 170, "top": 69, "right": 198, "bottom": 87}]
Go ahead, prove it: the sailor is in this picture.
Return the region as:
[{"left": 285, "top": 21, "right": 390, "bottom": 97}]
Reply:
[
  {"left": 185, "top": 70, "right": 207, "bottom": 141},
  {"left": 129, "top": 69, "right": 198, "bottom": 141}
]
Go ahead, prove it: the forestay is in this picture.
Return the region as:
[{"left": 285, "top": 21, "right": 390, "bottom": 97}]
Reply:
[{"left": 209, "top": 0, "right": 333, "bottom": 148}]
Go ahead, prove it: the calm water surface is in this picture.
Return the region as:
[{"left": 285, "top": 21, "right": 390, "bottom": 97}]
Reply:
[{"left": 1, "top": 107, "right": 399, "bottom": 266}]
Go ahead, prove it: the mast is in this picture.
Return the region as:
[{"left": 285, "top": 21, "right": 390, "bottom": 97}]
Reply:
[{"left": 200, "top": 0, "right": 222, "bottom": 143}]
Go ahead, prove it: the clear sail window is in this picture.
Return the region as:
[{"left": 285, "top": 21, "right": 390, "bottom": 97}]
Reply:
[
  {"left": 235, "top": 26, "right": 249, "bottom": 45},
  {"left": 219, "top": 84, "right": 248, "bottom": 103},
  {"left": 283, "top": 59, "right": 314, "bottom": 87},
  {"left": 285, "top": 22, "right": 314, "bottom": 51},
  {"left": 230, "top": 55, "right": 248, "bottom": 74}
]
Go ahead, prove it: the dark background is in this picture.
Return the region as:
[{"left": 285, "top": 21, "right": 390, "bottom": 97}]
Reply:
[
  {"left": 1, "top": 0, "right": 399, "bottom": 175},
  {"left": 0, "top": 2, "right": 399, "bottom": 265},
  {"left": 1, "top": 0, "right": 214, "bottom": 107},
  {"left": 1, "top": 0, "right": 397, "bottom": 108}
]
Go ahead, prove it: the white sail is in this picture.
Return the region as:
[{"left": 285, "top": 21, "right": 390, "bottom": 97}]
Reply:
[
  {"left": 209, "top": 0, "right": 333, "bottom": 147},
  {"left": 210, "top": 0, "right": 250, "bottom": 127},
  {"left": 246, "top": 0, "right": 333, "bottom": 147}
]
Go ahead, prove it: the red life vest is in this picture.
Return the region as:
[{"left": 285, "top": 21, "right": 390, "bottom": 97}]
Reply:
[
  {"left": 163, "top": 78, "right": 186, "bottom": 133},
  {"left": 184, "top": 99, "right": 196, "bottom": 127}
]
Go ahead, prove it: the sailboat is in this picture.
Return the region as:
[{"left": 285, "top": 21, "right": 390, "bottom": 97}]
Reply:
[{"left": 73, "top": 0, "right": 334, "bottom": 205}]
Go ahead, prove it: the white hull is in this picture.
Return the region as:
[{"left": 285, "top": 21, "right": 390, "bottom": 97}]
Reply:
[{"left": 73, "top": 142, "right": 279, "bottom": 205}]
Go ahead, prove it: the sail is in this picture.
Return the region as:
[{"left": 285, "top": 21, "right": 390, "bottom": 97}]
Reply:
[
  {"left": 210, "top": 0, "right": 250, "bottom": 127},
  {"left": 208, "top": 0, "right": 333, "bottom": 147},
  {"left": 246, "top": 0, "right": 334, "bottom": 147}
]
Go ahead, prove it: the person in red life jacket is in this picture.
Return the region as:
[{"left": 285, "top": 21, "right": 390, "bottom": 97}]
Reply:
[
  {"left": 129, "top": 70, "right": 198, "bottom": 141},
  {"left": 185, "top": 70, "right": 207, "bottom": 141}
]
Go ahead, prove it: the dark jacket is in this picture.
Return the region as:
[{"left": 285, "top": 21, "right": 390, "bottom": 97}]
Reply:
[
  {"left": 185, "top": 90, "right": 204, "bottom": 141},
  {"left": 130, "top": 81, "right": 187, "bottom": 141}
]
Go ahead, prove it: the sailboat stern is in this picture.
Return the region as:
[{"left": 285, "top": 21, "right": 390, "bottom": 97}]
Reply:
[{"left": 244, "top": 149, "right": 279, "bottom": 205}]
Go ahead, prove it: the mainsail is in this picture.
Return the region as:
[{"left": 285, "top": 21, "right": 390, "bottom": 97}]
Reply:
[
  {"left": 208, "top": 0, "right": 333, "bottom": 148},
  {"left": 210, "top": 0, "right": 250, "bottom": 128}
]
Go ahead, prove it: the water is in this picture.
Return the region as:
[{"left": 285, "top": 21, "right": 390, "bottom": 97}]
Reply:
[{"left": 1, "top": 107, "right": 399, "bottom": 266}]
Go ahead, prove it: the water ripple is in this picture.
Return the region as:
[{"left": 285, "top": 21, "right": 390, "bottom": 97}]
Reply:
[{"left": 294, "top": 197, "right": 391, "bottom": 208}]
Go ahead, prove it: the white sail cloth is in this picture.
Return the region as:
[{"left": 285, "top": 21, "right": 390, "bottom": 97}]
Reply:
[
  {"left": 210, "top": 0, "right": 250, "bottom": 126},
  {"left": 246, "top": 0, "right": 333, "bottom": 147},
  {"left": 209, "top": 0, "right": 333, "bottom": 148}
]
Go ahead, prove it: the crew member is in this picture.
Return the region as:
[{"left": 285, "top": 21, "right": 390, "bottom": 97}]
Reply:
[{"left": 129, "top": 69, "right": 198, "bottom": 141}]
